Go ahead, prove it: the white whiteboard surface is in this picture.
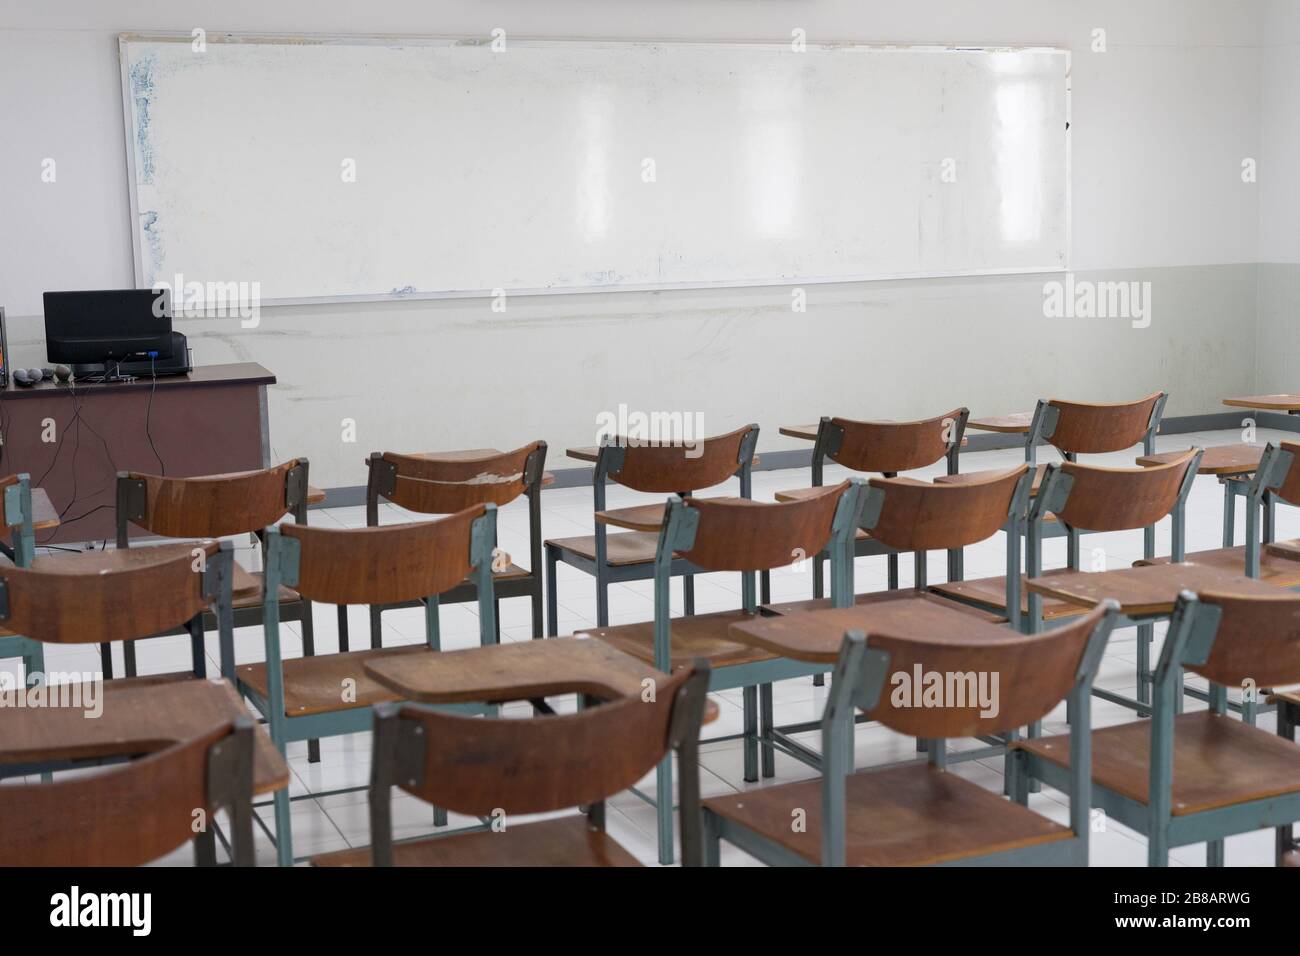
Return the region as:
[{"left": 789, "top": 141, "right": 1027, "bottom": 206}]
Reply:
[{"left": 119, "top": 35, "right": 1070, "bottom": 304}]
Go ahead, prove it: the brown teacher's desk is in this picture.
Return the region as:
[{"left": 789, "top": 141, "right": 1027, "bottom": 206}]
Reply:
[{"left": 0, "top": 362, "right": 275, "bottom": 545}]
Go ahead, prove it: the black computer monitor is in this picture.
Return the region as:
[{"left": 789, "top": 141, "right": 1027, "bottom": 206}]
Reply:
[{"left": 43, "top": 289, "right": 174, "bottom": 365}]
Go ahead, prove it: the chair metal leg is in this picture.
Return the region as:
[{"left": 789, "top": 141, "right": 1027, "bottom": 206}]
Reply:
[
  {"left": 812, "top": 553, "right": 825, "bottom": 600},
  {"left": 742, "top": 685, "right": 758, "bottom": 783},
  {"left": 1137, "top": 624, "right": 1153, "bottom": 707},
  {"left": 368, "top": 604, "right": 382, "bottom": 650},
  {"left": 702, "top": 810, "right": 722, "bottom": 866},
  {"left": 596, "top": 563, "right": 609, "bottom": 628},
  {"left": 273, "top": 786, "right": 294, "bottom": 867},
  {"left": 98, "top": 643, "right": 114, "bottom": 680},
  {"left": 124, "top": 639, "right": 138, "bottom": 678},
  {"left": 683, "top": 574, "right": 695, "bottom": 616},
  {"left": 193, "top": 826, "right": 218, "bottom": 866},
  {"left": 759, "top": 683, "right": 775, "bottom": 778},
  {"left": 887, "top": 553, "right": 899, "bottom": 590},
  {"left": 531, "top": 574, "right": 544, "bottom": 639},
  {"left": 656, "top": 753, "right": 674, "bottom": 865},
  {"left": 336, "top": 605, "right": 350, "bottom": 652},
  {"left": 545, "top": 546, "right": 559, "bottom": 637},
  {"left": 302, "top": 605, "right": 321, "bottom": 764},
  {"left": 1207, "top": 839, "right": 1225, "bottom": 866}
]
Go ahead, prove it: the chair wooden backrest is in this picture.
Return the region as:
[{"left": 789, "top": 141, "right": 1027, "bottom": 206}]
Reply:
[
  {"left": 602, "top": 424, "right": 757, "bottom": 494},
  {"left": 365, "top": 442, "right": 546, "bottom": 515},
  {"left": 674, "top": 481, "right": 851, "bottom": 573},
  {"left": 1264, "top": 440, "right": 1300, "bottom": 507},
  {"left": 1043, "top": 451, "right": 1199, "bottom": 533},
  {"left": 1041, "top": 392, "right": 1165, "bottom": 455},
  {"left": 278, "top": 505, "right": 490, "bottom": 606},
  {"left": 116, "top": 459, "right": 309, "bottom": 545},
  {"left": 1184, "top": 590, "right": 1300, "bottom": 690},
  {"left": 0, "top": 718, "right": 255, "bottom": 866},
  {"left": 368, "top": 663, "right": 712, "bottom": 865},
  {"left": 0, "top": 540, "right": 228, "bottom": 644},
  {"left": 862, "top": 466, "right": 1030, "bottom": 552},
  {"left": 819, "top": 408, "right": 967, "bottom": 474},
  {"left": 857, "top": 601, "right": 1114, "bottom": 739}
]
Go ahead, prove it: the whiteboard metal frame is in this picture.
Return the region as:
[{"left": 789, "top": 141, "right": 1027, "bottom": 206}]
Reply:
[{"left": 118, "top": 32, "right": 1072, "bottom": 307}]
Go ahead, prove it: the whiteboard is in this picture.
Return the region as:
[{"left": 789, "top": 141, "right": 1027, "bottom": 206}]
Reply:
[{"left": 119, "top": 35, "right": 1070, "bottom": 304}]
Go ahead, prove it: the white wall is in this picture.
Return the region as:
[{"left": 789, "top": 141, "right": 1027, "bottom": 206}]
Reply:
[
  {"left": 0, "top": 0, "right": 1270, "bottom": 487},
  {"left": 1255, "top": 0, "right": 1300, "bottom": 393}
]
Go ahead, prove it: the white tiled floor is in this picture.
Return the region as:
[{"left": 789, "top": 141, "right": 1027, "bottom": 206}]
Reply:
[{"left": 4, "top": 426, "right": 1293, "bottom": 866}]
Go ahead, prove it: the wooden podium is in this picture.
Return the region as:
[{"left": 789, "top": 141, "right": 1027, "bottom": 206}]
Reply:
[{"left": 0, "top": 363, "right": 275, "bottom": 545}]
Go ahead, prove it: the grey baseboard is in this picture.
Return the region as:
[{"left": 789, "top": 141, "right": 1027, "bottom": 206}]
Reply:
[{"left": 313, "top": 410, "right": 1300, "bottom": 508}]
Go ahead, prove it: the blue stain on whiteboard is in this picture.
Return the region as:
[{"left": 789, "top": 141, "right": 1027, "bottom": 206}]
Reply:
[
  {"left": 140, "top": 211, "right": 163, "bottom": 281},
  {"left": 129, "top": 54, "right": 158, "bottom": 184},
  {"left": 390, "top": 286, "right": 417, "bottom": 296}
]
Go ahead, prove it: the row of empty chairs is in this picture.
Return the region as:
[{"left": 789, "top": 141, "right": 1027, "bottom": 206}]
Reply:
[{"left": 1, "top": 390, "right": 1299, "bottom": 866}]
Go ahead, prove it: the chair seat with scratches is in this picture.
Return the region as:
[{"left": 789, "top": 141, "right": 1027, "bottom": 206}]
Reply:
[
  {"left": 585, "top": 479, "right": 864, "bottom": 864},
  {"left": 233, "top": 503, "right": 499, "bottom": 866},
  {"left": 363, "top": 442, "right": 547, "bottom": 646},
  {"left": 1018, "top": 589, "right": 1300, "bottom": 866},
  {"left": 702, "top": 602, "right": 1119, "bottom": 866},
  {"left": 545, "top": 424, "right": 758, "bottom": 633},
  {"left": 312, "top": 661, "right": 712, "bottom": 867}
]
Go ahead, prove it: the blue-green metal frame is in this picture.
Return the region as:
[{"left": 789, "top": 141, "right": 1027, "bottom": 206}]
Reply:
[
  {"left": 639, "top": 477, "right": 864, "bottom": 865},
  {"left": 544, "top": 426, "right": 759, "bottom": 634},
  {"left": 237, "top": 505, "right": 499, "bottom": 866},
  {"left": 1022, "top": 592, "right": 1300, "bottom": 867},
  {"left": 0, "top": 475, "right": 43, "bottom": 686},
  {"left": 704, "top": 602, "right": 1119, "bottom": 866}
]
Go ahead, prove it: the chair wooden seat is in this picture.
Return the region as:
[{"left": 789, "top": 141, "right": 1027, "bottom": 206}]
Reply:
[
  {"left": 1135, "top": 546, "right": 1300, "bottom": 589},
  {"left": 236, "top": 646, "right": 426, "bottom": 717},
  {"left": 935, "top": 463, "right": 1048, "bottom": 495},
  {"left": 1017, "top": 711, "right": 1300, "bottom": 815},
  {"left": 229, "top": 565, "right": 301, "bottom": 609},
  {"left": 762, "top": 587, "right": 1005, "bottom": 622},
  {"left": 311, "top": 813, "right": 641, "bottom": 867},
  {"left": 929, "top": 569, "right": 1084, "bottom": 620},
  {"left": 586, "top": 609, "right": 778, "bottom": 669},
  {"left": 1269, "top": 688, "right": 1300, "bottom": 707},
  {"left": 703, "top": 763, "right": 1071, "bottom": 866},
  {"left": 545, "top": 532, "right": 661, "bottom": 567}
]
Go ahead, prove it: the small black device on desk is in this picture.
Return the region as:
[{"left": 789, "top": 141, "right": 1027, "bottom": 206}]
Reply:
[{"left": 42, "top": 289, "right": 193, "bottom": 382}]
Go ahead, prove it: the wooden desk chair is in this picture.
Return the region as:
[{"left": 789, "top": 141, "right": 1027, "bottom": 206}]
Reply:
[
  {"left": 0, "top": 473, "right": 39, "bottom": 683},
  {"left": 781, "top": 408, "right": 969, "bottom": 596},
  {"left": 1136, "top": 441, "right": 1300, "bottom": 720},
  {"left": 953, "top": 393, "right": 1167, "bottom": 546},
  {"left": 935, "top": 450, "right": 1200, "bottom": 711},
  {"left": 233, "top": 503, "right": 498, "bottom": 866},
  {"left": 0, "top": 538, "right": 235, "bottom": 683},
  {"left": 1273, "top": 688, "right": 1300, "bottom": 866},
  {"left": 0, "top": 717, "right": 256, "bottom": 866},
  {"left": 586, "top": 479, "right": 862, "bottom": 864},
  {"left": 1019, "top": 589, "right": 1300, "bottom": 866},
  {"left": 112, "top": 460, "right": 315, "bottom": 681},
  {"left": 702, "top": 601, "right": 1119, "bottom": 865},
  {"left": 312, "top": 663, "right": 712, "bottom": 867},
  {"left": 364, "top": 441, "right": 547, "bottom": 645},
  {"left": 545, "top": 424, "right": 758, "bottom": 633}
]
